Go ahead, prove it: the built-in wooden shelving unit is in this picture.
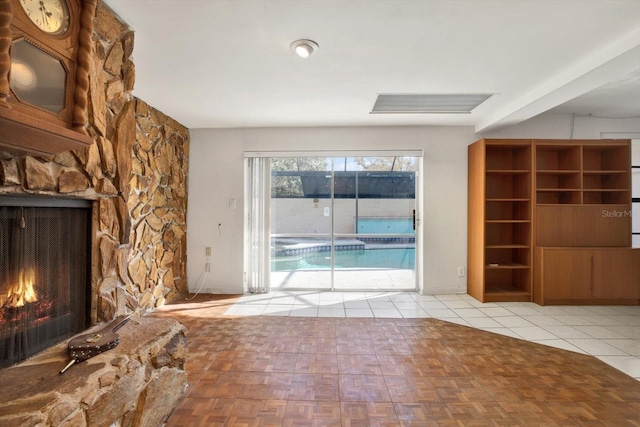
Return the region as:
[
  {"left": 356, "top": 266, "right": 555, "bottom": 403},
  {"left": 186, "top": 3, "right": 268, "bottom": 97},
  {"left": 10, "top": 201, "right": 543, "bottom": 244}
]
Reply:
[{"left": 468, "top": 138, "right": 639, "bottom": 305}]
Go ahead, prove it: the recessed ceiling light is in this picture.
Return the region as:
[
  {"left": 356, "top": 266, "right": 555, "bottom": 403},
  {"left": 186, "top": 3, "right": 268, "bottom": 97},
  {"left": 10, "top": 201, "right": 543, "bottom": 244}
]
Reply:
[{"left": 290, "top": 39, "right": 319, "bottom": 59}]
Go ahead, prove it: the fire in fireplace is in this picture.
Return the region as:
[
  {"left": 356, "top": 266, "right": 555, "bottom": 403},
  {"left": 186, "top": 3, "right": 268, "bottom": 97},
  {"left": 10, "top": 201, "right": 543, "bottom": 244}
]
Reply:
[
  {"left": 1, "top": 197, "right": 91, "bottom": 369},
  {"left": 4, "top": 267, "right": 38, "bottom": 307}
]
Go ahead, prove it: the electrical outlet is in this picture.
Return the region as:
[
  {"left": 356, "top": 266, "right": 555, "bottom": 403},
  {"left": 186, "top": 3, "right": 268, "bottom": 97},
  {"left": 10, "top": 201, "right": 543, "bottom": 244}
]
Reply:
[
  {"left": 205, "top": 246, "right": 211, "bottom": 256},
  {"left": 457, "top": 267, "right": 465, "bottom": 277},
  {"left": 205, "top": 263, "right": 211, "bottom": 272}
]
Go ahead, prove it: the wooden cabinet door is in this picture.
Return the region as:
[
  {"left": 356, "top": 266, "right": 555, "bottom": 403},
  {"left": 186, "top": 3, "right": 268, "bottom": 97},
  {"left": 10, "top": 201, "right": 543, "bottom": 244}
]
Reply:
[
  {"left": 541, "top": 249, "right": 593, "bottom": 300},
  {"left": 593, "top": 250, "right": 640, "bottom": 299}
]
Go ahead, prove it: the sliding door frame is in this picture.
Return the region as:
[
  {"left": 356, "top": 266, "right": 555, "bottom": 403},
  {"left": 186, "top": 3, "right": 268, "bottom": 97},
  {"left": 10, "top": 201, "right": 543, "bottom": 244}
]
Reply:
[{"left": 244, "top": 150, "right": 424, "bottom": 292}]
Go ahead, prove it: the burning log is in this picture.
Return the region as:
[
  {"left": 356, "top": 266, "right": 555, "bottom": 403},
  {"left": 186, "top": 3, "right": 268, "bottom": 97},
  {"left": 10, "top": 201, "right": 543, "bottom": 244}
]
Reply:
[
  {"left": 1, "top": 268, "right": 52, "bottom": 324},
  {"left": 1, "top": 268, "right": 38, "bottom": 308},
  {"left": 1, "top": 300, "right": 53, "bottom": 323}
]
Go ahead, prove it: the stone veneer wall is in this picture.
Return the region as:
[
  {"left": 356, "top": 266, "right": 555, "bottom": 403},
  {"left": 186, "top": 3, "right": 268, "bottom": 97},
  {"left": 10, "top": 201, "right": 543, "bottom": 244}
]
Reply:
[
  {"left": 0, "top": 3, "right": 189, "bottom": 322},
  {"left": 0, "top": 317, "right": 188, "bottom": 427}
]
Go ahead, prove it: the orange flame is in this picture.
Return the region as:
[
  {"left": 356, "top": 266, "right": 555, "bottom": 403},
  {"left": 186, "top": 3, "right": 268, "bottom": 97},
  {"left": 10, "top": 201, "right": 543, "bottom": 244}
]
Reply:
[{"left": 4, "top": 268, "right": 38, "bottom": 308}]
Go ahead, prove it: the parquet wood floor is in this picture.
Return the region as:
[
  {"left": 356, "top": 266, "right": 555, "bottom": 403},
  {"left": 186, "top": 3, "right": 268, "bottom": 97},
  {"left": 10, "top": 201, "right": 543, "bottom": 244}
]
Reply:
[{"left": 152, "top": 295, "right": 640, "bottom": 426}]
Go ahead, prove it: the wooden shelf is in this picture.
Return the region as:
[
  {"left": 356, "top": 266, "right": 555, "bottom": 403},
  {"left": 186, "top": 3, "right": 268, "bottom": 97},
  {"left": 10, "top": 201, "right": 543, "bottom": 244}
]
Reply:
[
  {"left": 583, "top": 188, "right": 629, "bottom": 192},
  {"left": 536, "top": 169, "right": 581, "bottom": 192},
  {"left": 486, "top": 170, "right": 530, "bottom": 174},
  {"left": 485, "top": 286, "right": 530, "bottom": 295},
  {"left": 484, "top": 288, "right": 531, "bottom": 302},
  {"left": 537, "top": 188, "right": 580, "bottom": 192},
  {"left": 0, "top": 108, "right": 93, "bottom": 156},
  {"left": 536, "top": 203, "right": 582, "bottom": 207},
  {"left": 485, "top": 269, "right": 532, "bottom": 302},
  {"left": 537, "top": 170, "right": 581, "bottom": 174},
  {"left": 583, "top": 170, "right": 628, "bottom": 174},
  {"left": 486, "top": 263, "right": 529, "bottom": 269}
]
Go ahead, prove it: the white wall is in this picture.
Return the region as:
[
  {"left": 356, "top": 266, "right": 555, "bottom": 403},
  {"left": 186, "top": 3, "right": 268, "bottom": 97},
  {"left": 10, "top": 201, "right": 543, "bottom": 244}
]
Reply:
[
  {"left": 187, "top": 126, "right": 476, "bottom": 294},
  {"left": 186, "top": 114, "right": 640, "bottom": 295},
  {"left": 483, "top": 111, "right": 640, "bottom": 140},
  {"left": 187, "top": 129, "right": 246, "bottom": 294}
]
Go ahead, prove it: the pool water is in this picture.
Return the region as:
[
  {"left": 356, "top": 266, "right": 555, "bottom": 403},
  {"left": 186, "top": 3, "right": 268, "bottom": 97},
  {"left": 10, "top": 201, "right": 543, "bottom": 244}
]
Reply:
[{"left": 272, "top": 248, "right": 415, "bottom": 271}]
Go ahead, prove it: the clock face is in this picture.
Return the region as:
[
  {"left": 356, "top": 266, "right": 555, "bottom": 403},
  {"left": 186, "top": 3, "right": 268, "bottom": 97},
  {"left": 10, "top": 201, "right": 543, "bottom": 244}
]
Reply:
[{"left": 19, "top": 0, "right": 70, "bottom": 34}]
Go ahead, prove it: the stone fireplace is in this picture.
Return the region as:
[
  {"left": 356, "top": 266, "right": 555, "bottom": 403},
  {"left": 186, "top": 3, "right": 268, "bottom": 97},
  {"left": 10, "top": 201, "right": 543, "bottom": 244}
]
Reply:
[
  {"left": 1, "top": 1, "right": 189, "bottom": 339},
  {"left": 0, "top": 2, "right": 190, "bottom": 425},
  {"left": 0, "top": 197, "right": 91, "bottom": 369}
]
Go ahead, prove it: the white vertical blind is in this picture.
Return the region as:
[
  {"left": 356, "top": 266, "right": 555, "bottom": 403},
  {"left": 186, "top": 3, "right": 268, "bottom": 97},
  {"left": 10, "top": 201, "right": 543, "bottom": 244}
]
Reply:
[{"left": 244, "top": 157, "right": 271, "bottom": 293}]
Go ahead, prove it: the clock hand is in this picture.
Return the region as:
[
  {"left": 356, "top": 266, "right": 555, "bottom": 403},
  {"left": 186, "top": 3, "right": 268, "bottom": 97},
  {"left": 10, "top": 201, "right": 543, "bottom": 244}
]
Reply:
[
  {"left": 39, "top": 2, "right": 54, "bottom": 29},
  {"left": 40, "top": 1, "right": 55, "bottom": 24},
  {"left": 40, "top": 0, "right": 50, "bottom": 16},
  {"left": 41, "top": 9, "right": 48, "bottom": 26}
]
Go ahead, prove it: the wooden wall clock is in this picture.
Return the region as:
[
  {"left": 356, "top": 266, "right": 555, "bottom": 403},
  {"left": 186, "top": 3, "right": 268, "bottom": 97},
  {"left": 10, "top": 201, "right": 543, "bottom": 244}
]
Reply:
[{"left": 0, "top": 0, "right": 98, "bottom": 156}]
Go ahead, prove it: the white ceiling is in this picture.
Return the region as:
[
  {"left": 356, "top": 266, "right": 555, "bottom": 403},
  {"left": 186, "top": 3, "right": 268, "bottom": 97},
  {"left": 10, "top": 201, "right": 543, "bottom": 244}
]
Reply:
[{"left": 103, "top": 0, "right": 640, "bottom": 132}]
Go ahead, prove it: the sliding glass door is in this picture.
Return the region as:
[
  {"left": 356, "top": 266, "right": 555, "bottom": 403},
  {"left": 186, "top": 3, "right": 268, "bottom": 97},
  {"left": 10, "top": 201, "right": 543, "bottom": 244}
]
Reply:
[
  {"left": 332, "top": 157, "right": 417, "bottom": 290},
  {"left": 270, "top": 157, "right": 332, "bottom": 290},
  {"left": 269, "top": 155, "right": 418, "bottom": 291}
]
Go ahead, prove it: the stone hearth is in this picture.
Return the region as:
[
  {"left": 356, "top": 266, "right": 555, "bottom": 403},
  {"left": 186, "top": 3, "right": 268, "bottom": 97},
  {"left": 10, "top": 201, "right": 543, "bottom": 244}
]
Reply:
[{"left": 0, "top": 317, "right": 187, "bottom": 427}]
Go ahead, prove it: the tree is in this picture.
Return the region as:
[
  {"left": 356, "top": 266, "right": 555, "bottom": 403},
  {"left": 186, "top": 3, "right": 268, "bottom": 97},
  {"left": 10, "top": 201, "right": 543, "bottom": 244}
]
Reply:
[
  {"left": 271, "top": 157, "right": 327, "bottom": 172},
  {"left": 271, "top": 157, "right": 327, "bottom": 197},
  {"left": 352, "top": 157, "right": 415, "bottom": 171}
]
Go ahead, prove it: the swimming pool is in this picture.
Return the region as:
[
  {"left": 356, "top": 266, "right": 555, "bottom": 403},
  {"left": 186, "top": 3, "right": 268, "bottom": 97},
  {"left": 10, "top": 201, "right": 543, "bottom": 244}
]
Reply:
[{"left": 272, "top": 247, "right": 415, "bottom": 271}]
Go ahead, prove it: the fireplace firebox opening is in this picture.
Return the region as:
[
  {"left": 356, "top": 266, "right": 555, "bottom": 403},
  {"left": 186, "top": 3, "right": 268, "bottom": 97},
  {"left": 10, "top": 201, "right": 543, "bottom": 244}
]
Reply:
[{"left": 0, "top": 196, "right": 91, "bottom": 369}]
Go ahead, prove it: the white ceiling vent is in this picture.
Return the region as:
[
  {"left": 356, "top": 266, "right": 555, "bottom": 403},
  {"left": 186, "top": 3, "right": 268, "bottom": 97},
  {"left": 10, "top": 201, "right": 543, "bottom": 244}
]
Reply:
[{"left": 371, "top": 94, "right": 494, "bottom": 114}]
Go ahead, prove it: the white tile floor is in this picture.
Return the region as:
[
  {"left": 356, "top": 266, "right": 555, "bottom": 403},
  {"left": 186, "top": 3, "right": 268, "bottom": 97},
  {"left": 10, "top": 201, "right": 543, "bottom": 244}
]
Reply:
[{"left": 225, "top": 291, "right": 640, "bottom": 381}]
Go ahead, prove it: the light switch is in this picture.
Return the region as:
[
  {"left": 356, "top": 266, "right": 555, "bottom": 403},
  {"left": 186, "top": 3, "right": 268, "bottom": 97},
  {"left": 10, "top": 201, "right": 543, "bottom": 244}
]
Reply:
[{"left": 229, "top": 199, "right": 237, "bottom": 209}]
